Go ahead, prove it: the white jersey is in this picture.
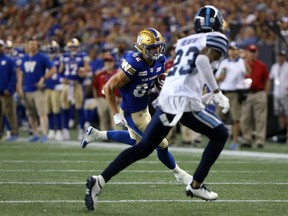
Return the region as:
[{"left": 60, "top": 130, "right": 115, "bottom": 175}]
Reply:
[
  {"left": 153, "top": 31, "right": 228, "bottom": 114},
  {"left": 270, "top": 61, "right": 288, "bottom": 98},
  {"left": 215, "top": 57, "right": 247, "bottom": 91}
]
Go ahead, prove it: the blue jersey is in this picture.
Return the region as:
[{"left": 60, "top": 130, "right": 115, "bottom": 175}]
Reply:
[
  {"left": 45, "top": 55, "right": 61, "bottom": 90},
  {"left": 60, "top": 51, "right": 89, "bottom": 81},
  {"left": 119, "top": 52, "right": 166, "bottom": 113},
  {"left": 20, "top": 52, "right": 53, "bottom": 92},
  {"left": 0, "top": 53, "right": 16, "bottom": 95},
  {"left": 7, "top": 48, "right": 26, "bottom": 68}
]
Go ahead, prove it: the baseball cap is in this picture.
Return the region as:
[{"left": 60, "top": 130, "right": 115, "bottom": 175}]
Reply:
[
  {"left": 228, "top": 41, "right": 239, "bottom": 50},
  {"left": 246, "top": 44, "right": 258, "bottom": 52},
  {"left": 278, "top": 50, "right": 287, "bottom": 56},
  {"left": 0, "top": 39, "right": 5, "bottom": 47}
]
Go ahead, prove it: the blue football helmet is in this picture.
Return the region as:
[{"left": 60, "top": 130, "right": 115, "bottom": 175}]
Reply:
[{"left": 194, "top": 5, "right": 224, "bottom": 33}]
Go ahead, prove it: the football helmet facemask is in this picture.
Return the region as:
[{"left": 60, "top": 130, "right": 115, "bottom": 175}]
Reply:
[
  {"left": 194, "top": 5, "right": 224, "bottom": 33},
  {"left": 134, "top": 28, "right": 165, "bottom": 61}
]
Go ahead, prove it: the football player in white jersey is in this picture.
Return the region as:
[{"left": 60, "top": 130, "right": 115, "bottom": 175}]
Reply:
[{"left": 84, "top": 5, "right": 230, "bottom": 211}]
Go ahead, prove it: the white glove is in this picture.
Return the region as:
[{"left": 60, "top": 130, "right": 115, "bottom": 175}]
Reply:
[
  {"left": 202, "top": 92, "right": 214, "bottom": 105},
  {"left": 113, "top": 113, "right": 127, "bottom": 127},
  {"left": 213, "top": 91, "right": 230, "bottom": 114}
]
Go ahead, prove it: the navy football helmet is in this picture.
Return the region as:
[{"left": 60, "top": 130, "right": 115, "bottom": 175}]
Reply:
[{"left": 194, "top": 5, "right": 224, "bottom": 33}]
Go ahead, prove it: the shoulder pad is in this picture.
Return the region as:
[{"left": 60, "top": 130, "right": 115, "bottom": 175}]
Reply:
[{"left": 205, "top": 32, "right": 228, "bottom": 55}]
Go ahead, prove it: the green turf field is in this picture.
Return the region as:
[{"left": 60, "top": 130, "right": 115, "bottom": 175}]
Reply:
[{"left": 0, "top": 138, "right": 288, "bottom": 216}]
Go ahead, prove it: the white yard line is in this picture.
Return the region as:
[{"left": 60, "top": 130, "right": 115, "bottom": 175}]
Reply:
[
  {"left": 0, "top": 181, "right": 288, "bottom": 185},
  {"left": 1, "top": 199, "right": 288, "bottom": 204},
  {"left": 0, "top": 158, "right": 288, "bottom": 164},
  {"left": 0, "top": 169, "right": 286, "bottom": 173}
]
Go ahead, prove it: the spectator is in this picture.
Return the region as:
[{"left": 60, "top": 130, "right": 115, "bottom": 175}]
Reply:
[
  {"left": 17, "top": 37, "right": 56, "bottom": 143},
  {"left": 215, "top": 42, "right": 251, "bottom": 150},
  {"left": 0, "top": 39, "right": 18, "bottom": 141},
  {"left": 240, "top": 44, "right": 270, "bottom": 148},
  {"left": 269, "top": 50, "right": 288, "bottom": 143}
]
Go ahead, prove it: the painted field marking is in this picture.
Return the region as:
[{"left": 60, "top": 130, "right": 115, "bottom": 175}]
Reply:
[{"left": 1, "top": 199, "right": 288, "bottom": 204}]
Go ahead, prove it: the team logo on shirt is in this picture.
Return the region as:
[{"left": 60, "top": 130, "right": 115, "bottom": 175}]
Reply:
[
  {"left": 121, "top": 59, "right": 136, "bottom": 75},
  {"left": 1, "top": 60, "right": 6, "bottom": 65},
  {"left": 24, "top": 61, "right": 37, "bottom": 72}
]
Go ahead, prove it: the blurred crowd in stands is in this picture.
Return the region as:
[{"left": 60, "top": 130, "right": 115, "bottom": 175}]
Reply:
[
  {"left": 0, "top": 0, "right": 287, "bottom": 56},
  {"left": 0, "top": 0, "right": 287, "bottom": 147}
]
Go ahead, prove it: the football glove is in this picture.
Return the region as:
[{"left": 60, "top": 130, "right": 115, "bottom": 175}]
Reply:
[
  {"left": 213, "top": 91, "right": 230, "bottom": 114},
  {"left": 202, "top": 92, "right": 214, "bottom": 106},
  {"left": 202, "top": 91, "right": 230, "bottom": 114},
  {"left": 113, "top": 113, "right": 127, "bottom": 127}
]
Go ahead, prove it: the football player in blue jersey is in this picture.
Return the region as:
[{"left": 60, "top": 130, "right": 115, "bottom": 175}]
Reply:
[
  {"left": 59, "top": 38, "right": 90, "bottom": 140},
  {"left": 0, "top": 39, "right": 18, "bottom": 141},
  {"left": 81, "top": 27, "right": 192, "bottom": 205},
  {"left": 45, "top": 40, "right": 63, "bottom": 141},
  {"left": 17, "top": 37, "right": 56, "bottom": 143},
  {"left": 83, "top": 5, "right": 230, "bottom": 210}
]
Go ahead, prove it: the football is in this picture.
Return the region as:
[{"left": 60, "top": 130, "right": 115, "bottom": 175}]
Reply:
[{"left": 155, "top": 73, "right": 167, "bottom": 90}]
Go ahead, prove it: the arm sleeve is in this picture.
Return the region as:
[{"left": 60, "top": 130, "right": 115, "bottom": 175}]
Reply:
[{"left": 195, "top": 54, "right": 218, "bottom": 91}]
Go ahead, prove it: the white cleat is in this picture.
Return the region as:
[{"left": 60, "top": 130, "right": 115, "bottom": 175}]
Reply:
[
  {"left": 47, "top": 130, "right": 55, "bottom": 139},
  {"left": 80, "top": 126, "right": 96, "bottom": 148},
  {"left": 186, "top": 182, "right": 218, "bottom": 201},
  {"left": 62, "top": 129, "right": 70, "bottom": 140},
  {"left": 85, "top": 175, "right": 102, "bottom": 211},
  {"left": 80, "top": 126, "right": 107, "bottom": 148},
  {"left": 55, "top": 130, "right": 63, "bottom": 141}
]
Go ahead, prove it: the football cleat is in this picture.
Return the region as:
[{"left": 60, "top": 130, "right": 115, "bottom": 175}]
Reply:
[
  {"left": 80, "top": 126, "right": 104, "bottom": 148},
  {"left": 47, "top": 130, "right": 55, "bottom": 139},
  {"left": 85, "top": 176, "right": 102, "bottom": 211},
  {"left": 62, "top": 129, "right": 70, "bottom": 140},
  {"left": 55, "top": 130, "right": 63, "bottom": 141},
  {"left": 186, "top": 183, "right": 218, "bottom": 201},
  {"left": 80, "top": 126, "right": 94, "bottom": 148}
]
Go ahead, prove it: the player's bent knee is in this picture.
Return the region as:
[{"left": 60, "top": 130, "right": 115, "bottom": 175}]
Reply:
[
  {"left": 212, "top": 124, "right": 229, "bottom": 143},
  {"left": 158, "top": 138, "right": 168, "bottom": 149}
]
